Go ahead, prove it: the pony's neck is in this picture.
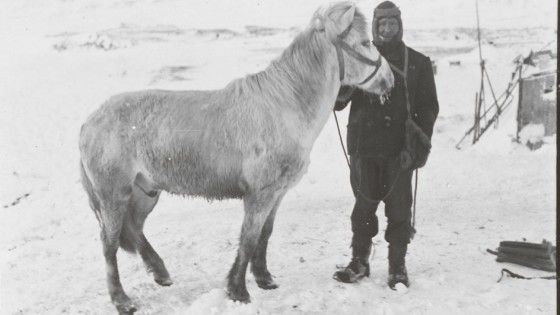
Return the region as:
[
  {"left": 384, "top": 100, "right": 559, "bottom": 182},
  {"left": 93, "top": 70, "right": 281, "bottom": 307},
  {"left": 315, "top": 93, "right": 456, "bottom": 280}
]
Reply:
[
  {"left": 227, "top": 28, "right": 341, "bottom": 146},
  {"left": 267, "top": 29, "right": 340, "bottom": 141}
]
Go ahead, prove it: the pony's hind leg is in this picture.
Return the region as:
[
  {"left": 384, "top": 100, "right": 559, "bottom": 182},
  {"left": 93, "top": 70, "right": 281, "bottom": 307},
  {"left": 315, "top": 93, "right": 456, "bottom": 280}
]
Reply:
[
  {"left": 99, "top": 199, "right": 138, "bottom": 315},
  {"left": 125, "top": 183, "right": 172, "bottom": 286},
  {"left": 227, "top": 189, "right": 283, "bottom": 302},
  {"left": 250, "top": 193, "right": 286, "bottom": 290},
  {"left": 87, "top": 164, "right": 140, "bottom": 314}
]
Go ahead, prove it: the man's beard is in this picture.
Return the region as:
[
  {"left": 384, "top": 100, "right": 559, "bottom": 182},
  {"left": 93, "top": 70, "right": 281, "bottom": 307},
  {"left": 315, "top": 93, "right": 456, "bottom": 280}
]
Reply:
[
  {"left": 375, "top": 35, "right": 403, "bottom": 56},
  {"left": 378, "top": 34, "right": 395, "bottom": 42}
]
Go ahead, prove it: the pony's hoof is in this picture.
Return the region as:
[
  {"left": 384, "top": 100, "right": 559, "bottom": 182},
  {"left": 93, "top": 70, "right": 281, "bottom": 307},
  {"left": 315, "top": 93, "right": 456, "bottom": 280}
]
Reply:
[
  {"left": 256, "top": 278, "right": 278, "bottom": 290},
  {"left": 255, "top": 273, "right": 278, "bottom": 290},
  {"left": 226, "top": 287, "right": 251, "bottom": 303},
  {"left": 155, "top": 277, "right": 173, "bottom": 286},
  {"left": 115, "top": 301, "right": 137, "bottom": 315},
  {"left": 253, "top": 270, "right": 278, "bottom": 290}
]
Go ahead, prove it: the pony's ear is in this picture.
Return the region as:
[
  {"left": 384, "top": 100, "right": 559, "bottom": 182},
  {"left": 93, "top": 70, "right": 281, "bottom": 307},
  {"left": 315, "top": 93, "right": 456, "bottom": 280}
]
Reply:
[{"left": 327, "top": 3, "right": 356, "bottom": 36}]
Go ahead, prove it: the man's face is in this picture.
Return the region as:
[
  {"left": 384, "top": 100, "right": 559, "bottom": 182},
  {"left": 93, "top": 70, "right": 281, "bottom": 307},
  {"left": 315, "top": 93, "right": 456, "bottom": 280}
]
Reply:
[{"left": 377, "top": 17, "right": 399, "bottom": 41}]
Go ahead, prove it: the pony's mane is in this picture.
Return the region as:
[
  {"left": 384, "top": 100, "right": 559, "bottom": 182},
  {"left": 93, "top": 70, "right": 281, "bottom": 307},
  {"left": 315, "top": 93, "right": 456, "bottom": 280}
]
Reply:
[
  {"left": 224, "top": 27, "right": 328, "bottom": 107},
  {"left": 223, "top": 5, "right": 369, "bottom": 117}
]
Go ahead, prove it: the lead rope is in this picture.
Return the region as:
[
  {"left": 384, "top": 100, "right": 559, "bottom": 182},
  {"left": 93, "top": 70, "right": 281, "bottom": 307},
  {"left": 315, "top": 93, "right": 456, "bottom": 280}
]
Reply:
[
  {"left": 333, "top": 111, "right": 351, "bottom": 168},
  {"left": 497, "top": 268, "right": 557, "bottom": 282},
  {"left": 411, "top": 168, "right": 418, "bottom": 237}
]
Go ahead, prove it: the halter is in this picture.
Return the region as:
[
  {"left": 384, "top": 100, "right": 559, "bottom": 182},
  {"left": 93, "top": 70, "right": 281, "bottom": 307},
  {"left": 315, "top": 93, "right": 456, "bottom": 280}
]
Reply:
[{"left": 334, "top": 23, "right": 383, "bottom": 85}]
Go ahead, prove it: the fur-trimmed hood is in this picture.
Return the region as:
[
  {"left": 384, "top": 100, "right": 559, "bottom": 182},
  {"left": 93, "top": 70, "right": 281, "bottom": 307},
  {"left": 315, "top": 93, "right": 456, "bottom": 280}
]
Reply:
[{"left": 371, "top": 1, "right": 403, "bottom": 46}]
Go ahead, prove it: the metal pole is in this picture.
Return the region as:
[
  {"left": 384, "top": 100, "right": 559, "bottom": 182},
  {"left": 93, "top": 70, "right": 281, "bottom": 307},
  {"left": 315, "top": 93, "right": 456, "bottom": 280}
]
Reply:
[
  {"left": 475, "top": 0, "right": 483, "bottom": 64},
  {"left": 475, "top": 0, "right": 485, "bottom": 138},
  {"left": 473, "top": 92, "right": 479, "bottom": 144},
  {"left": 516, "top": 62, "right": 524, "bottom": 141},
  {"left": 483, "top": 66, "right": 500, "bottom": 128}
]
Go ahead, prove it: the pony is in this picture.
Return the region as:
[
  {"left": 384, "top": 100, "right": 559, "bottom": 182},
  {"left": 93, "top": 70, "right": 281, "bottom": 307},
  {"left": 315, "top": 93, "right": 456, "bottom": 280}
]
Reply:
[{"left": 79, "top": 2, "right": 393, "bottom": 313}]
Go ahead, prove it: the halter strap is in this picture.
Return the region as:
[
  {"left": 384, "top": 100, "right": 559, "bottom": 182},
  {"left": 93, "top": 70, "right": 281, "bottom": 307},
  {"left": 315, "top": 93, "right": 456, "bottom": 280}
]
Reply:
[
  {"left": 337, "top": 40, "right": 381, "bottom": 66},
  {"left": 338, "top": 22, "right": 353, "bottom": 39},
  {"left": 334, "top": 24, "right": 383, "bottom": 84},
  {"left": 335, "top": 45, "right": 345, "bottom": 81},
  {"left": 335, "top": 23, "right": 354, "bottom": 82},
  {"left": 356, "top": 54, "right": 382, "bottom": 85}
]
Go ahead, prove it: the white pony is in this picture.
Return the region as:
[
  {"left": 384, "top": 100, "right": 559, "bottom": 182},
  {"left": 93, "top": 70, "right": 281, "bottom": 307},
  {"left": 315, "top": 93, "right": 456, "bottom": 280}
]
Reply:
[{"left": 79, "top": 2, "right": 393, "bottom": 313}]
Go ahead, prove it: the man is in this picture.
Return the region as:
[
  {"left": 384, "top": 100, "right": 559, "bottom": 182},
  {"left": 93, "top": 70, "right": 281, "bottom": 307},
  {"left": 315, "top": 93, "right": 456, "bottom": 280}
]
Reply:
[{"left": 333, "top": 1, "right": 439, "bottom": 289}]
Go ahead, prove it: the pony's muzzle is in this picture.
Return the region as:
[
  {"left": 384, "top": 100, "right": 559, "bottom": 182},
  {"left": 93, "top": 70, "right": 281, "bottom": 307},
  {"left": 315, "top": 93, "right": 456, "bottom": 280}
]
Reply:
[
  {"left": 365, "top": 58, "right": 394, "bottom": 96},
  {"left": 378, "top": 59, "right": 395, "bottom": 92}
]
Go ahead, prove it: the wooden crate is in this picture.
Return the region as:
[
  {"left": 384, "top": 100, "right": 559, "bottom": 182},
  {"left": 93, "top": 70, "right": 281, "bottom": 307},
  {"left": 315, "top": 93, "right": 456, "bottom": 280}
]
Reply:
[{"left": 517, "top": 70, "right": 557, "bottom": 137}]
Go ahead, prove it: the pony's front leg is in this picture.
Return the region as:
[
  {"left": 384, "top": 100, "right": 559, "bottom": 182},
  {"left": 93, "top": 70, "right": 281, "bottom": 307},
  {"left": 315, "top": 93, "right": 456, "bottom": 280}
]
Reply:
[
  {"left": 227, "top": 190, "right": 280, "bottom": 302},
  {"left": 250, "top": 192, "right": 286, "bottom": 290}
]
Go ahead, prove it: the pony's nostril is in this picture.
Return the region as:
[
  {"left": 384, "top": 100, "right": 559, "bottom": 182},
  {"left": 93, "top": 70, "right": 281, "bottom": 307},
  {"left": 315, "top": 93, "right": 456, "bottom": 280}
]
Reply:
[
  {"left": 379, "top": 80, "right": 387, "bottom": 92},
  {"left": 387, "top": 73, "right": 395, "bottom": 89},
  {"left": 382, "top": 77, "right": 394, "bottom": 92},
  {"left": 384, "top": 74, "right": 394, "bottom": 92}
]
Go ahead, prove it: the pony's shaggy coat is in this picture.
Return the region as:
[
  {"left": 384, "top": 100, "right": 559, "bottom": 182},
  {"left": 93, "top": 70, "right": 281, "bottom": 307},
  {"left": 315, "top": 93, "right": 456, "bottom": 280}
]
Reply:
[{"left": 79, "top": 2, "right": 393, "bottom": 313}]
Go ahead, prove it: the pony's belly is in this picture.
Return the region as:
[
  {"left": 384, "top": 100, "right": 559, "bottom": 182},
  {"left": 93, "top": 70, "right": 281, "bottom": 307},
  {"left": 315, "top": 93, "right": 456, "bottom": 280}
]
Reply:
[
  {"left": 146, "top": 150, "right": 245, "bottom": 200},
  {"left": 165, "top": 179, "right": 245, "bottom": 200},
  {"left": 165, "top": 169, "right": 245, "bottom": 200}
]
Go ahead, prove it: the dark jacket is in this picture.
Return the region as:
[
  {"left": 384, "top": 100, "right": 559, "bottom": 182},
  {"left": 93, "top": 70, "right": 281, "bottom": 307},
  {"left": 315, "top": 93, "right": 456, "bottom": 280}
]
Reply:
[{"left": 335, "top": 44, "right": 439, "bottom": 161}]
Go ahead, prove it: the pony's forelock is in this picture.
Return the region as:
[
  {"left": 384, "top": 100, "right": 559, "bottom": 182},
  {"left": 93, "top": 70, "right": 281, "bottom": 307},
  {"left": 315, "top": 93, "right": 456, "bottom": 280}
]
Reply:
[{"left": 313, "top": 3, "right": 368, "bottom": 40}]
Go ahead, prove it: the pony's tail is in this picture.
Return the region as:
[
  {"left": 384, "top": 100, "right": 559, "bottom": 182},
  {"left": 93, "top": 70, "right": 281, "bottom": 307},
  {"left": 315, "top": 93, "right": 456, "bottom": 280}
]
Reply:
[
  {"left": 80, "top": 160, "right": 137, "bottom": 253},
  {"left": 80, "top": 161, "right": 101, "bottom": 221}
]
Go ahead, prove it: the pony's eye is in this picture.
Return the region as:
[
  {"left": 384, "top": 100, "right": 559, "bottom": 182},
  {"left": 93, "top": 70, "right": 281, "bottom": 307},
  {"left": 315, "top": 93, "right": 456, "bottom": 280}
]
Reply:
[{"left": 361, "top": 41, "right": 371, "bottom": 47}]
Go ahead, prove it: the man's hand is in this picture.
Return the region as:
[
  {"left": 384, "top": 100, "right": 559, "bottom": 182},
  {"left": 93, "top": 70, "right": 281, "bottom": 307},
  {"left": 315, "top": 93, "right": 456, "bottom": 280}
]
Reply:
[
  {"left": 337, "top": 86, "right": 355, "bottom": 102},
  {"left": 400, "top": 118, "right": 432, "bottom": 170},
  {"left": 334, "top": 86, "right": 356, "bottom": 111}
]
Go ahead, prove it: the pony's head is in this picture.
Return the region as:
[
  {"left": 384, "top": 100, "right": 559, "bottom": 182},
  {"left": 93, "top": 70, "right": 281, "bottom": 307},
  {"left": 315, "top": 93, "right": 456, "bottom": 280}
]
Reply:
[{"left": 313, "top": 2, "right": 394, "bottom": 96}]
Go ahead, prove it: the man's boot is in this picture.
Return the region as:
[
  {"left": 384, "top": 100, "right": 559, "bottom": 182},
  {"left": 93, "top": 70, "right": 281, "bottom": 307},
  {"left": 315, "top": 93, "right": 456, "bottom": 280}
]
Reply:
[
  {"left": 388, "top": 243, "right": 409, "bottom": 289},
  {"left": 333, "top": 242, "right": 371, "bottom": 283}
]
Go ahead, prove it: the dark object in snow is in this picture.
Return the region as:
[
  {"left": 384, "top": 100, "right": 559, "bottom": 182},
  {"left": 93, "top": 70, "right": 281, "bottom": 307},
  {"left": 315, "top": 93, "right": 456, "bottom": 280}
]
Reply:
[
  {"left": 449, "top": 60, "right": 461, "bottom": 66},
  {"left": 496, "top": 268, "right": 557, "bottom": 282},
  {"left": 522, "top": 50, "right": 556, "bottom": 67},
  {"left": 525, "top": 139, "right": 544, "bottom": 151},
  {"left": 522, "top": 51, "right": 536, "bottom": 66},
  {"left": 487, "top": 239, "right": 556, "bottom": 272},
  {"left": 2, "top": 192, "right": 31, "bottom": 209}
]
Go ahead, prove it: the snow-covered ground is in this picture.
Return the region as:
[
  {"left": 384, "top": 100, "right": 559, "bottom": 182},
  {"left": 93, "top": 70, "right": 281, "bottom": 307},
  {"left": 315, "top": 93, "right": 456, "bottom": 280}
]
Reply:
[{"left": 0, "top": 0, "right": 557, "bottom": 314}]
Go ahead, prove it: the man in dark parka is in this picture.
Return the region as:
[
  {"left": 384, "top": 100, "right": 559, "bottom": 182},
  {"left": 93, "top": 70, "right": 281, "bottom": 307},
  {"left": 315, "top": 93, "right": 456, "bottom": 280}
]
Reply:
[{"left": 333, "top": 1, "right": 439, "bottom": 289}]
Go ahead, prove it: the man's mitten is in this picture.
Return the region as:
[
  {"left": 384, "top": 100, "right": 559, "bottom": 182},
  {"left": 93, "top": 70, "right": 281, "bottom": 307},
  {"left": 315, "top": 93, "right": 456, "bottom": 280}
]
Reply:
[
  {"left": 334, "top": 86, "right": 356, "bottom": 111},
  {"left": 400, "top": 118, "right": 431, "bottom": 170}
]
